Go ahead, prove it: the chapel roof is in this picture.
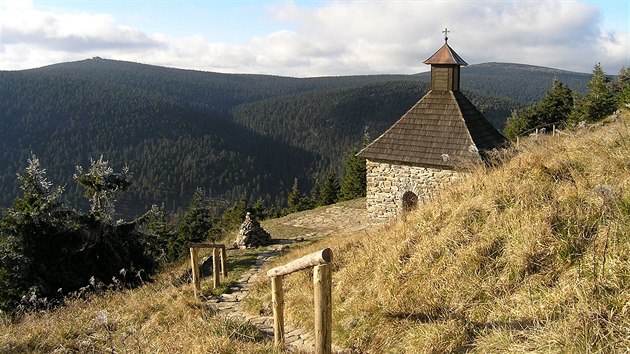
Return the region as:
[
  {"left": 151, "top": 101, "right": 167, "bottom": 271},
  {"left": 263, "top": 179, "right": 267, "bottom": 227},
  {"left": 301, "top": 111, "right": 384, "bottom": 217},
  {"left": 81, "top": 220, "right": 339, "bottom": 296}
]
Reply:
[
  {"left": 357, "top": 90, "right": 505, "bottom": 169},
  {"left": 357, "top": 35, "right": 505, "bottom": 169}
]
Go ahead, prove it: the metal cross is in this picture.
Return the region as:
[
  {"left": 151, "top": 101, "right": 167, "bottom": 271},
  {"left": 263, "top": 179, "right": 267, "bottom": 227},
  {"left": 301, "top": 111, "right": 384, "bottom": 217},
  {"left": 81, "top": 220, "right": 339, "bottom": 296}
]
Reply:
[{"left": 442, "top": 28, "right": 450, "bottom": 42}]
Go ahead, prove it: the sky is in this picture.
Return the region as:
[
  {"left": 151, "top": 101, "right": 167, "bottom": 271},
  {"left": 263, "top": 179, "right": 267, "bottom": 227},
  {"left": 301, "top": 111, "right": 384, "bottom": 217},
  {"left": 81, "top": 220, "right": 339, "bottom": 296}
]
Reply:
[{"left": 0, "top": 0, "right": 628, "bottom": 77}]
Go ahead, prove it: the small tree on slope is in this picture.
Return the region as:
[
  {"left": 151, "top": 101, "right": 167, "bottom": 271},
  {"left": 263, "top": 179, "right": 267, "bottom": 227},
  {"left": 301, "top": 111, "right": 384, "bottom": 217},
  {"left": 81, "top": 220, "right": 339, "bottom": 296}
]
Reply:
[
  {"left": 570, "top": 63, "right": 617, "bottom": 124},
  {"left": 74, "top": 155, "right": 132, "bottom": 221}
]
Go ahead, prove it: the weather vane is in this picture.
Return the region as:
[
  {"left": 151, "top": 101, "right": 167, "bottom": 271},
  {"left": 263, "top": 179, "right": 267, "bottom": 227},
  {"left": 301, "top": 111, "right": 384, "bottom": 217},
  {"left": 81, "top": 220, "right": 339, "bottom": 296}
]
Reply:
[{"left": 442, "top": 28, "right": 450, "bottom": 43}]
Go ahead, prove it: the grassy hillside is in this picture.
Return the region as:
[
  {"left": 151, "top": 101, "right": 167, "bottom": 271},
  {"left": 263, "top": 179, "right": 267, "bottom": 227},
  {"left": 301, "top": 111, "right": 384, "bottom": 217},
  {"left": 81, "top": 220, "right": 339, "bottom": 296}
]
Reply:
[
  {"left": 245, "top": 108, "right": 630, "bottom": 352},
  {"left": 0, "top": 250, "right": 275, "bottom": 353}
]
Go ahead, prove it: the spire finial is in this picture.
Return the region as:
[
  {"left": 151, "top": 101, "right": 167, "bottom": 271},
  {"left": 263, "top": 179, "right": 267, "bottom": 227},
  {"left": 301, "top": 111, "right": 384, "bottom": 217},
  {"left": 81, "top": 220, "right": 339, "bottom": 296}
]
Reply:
[{"left": 442, "top": 27, "right": 450, "bottom": 43}]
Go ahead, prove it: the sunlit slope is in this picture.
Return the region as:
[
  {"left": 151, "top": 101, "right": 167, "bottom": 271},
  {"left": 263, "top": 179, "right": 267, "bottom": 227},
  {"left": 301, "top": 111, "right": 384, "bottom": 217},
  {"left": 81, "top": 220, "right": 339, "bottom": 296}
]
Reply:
[{"left": 261, "top": 109, "right": 630, "bottom": 353}]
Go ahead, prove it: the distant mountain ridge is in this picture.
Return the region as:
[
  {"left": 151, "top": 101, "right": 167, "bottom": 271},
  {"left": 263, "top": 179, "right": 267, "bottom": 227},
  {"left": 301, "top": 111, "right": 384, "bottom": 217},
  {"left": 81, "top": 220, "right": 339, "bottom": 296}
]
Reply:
[
  {"left": 425, "top": 62, "right": 590, "bottom": 104},
  {"left": 0, "top": 59, "right": 592, "bottom": 215}
]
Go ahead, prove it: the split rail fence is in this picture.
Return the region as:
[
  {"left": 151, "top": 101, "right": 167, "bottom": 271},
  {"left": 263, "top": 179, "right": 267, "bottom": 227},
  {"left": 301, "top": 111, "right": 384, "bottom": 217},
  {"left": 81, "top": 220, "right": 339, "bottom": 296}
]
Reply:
[
  {"left": 188, "top": 243, "right": 228, "bottom": 298},
  {"left": 267, "top": 248, "right": 333, "bottom": 354}
]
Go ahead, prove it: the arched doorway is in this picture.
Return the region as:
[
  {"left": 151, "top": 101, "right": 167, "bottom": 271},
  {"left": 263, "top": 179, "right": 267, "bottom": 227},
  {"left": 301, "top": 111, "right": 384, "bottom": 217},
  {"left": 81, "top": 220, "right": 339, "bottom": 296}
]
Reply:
[{"left": 402, "top": 191, "right": 419, "bottom": 215}]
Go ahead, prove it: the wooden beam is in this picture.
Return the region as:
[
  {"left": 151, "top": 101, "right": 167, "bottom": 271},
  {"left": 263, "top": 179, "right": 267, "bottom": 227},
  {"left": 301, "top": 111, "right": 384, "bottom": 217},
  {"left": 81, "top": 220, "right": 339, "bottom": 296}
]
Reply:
[
  {"left": 267, "top": 248, "right": 333, "bottom": 278},
  {"left": 190, "top": 247, "right": 201, "bottom": 297},
  {"left": 271, "top": 275, "right": 285, "bottom": 347},
  {"left": 188, "top": 242, "right": 226, "bottom": 249},
  {"left": 313, "top": 264, "right": 332, "bottom": 354},
  {"left": 220, "top": 246, "right": 228, "bottom": 278},
  {"left": 212, "top": 247, "right": 221, "bottom": 288}
]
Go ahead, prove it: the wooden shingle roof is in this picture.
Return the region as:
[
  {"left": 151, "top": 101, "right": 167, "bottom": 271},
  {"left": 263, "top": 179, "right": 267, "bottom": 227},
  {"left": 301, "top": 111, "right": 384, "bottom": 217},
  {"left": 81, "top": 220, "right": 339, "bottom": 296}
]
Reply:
[{"left": 357, "top": 90, "right": 506, "bottom": 169}]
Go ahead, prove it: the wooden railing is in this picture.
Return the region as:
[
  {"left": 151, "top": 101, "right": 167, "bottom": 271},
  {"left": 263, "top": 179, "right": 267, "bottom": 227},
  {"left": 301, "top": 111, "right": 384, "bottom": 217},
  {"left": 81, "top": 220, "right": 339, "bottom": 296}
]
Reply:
[
  {"left": 188, "top": 243, "right": 228, "bottom": 298},
  {"left": 267, "top": 248, "right": 333, "bottom": 354},
  {"left": 516, "top": 123, "right": 566, "bottom": 146}
]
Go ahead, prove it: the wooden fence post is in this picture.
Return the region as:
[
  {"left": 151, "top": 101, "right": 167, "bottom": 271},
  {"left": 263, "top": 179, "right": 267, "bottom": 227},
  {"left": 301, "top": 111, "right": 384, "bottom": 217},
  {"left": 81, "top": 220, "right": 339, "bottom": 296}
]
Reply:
[
  {"left": 271, "top": 275, "right": 285, "bottom": 346},
  {"left": 213, "top": 247, "right": 221, "bottom": 288},
  {"left": 188, "top": 243, "right": 227, "bottom": 295},
  {"left": 313, "top": 264, "right": 332, "bottom": 354},
  {"left": 267, "top": 248, "right": 333, "bottom": 350},
  {"left": 190, "top": 247, "right": 201, "bottom": 297},
  {"left": 221, "top": 246, "right": 228, "bottom": 278}
]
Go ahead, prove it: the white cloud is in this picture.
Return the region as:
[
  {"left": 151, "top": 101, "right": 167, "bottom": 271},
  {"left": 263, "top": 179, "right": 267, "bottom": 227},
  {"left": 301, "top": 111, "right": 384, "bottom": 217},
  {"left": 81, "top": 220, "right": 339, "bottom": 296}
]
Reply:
[
  {"left": 1, "top": 4, "right": 159, "bottom": 53},
  {"left": 0, "top": 0, "right": 627, "bottom": 76}
]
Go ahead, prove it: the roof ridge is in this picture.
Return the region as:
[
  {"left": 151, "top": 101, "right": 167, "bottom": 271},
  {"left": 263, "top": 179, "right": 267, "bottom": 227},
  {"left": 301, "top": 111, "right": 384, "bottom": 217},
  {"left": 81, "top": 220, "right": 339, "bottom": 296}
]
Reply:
[{"left": 449, "top": 91, "right": 483, "bottom": 162}]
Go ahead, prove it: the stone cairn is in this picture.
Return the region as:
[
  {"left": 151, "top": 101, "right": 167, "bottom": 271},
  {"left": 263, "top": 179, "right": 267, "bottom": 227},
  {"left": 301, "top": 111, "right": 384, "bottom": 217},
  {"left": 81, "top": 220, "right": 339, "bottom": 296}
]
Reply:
[{"left": 234, "top": 212, "right": 271, "bottom": 249}]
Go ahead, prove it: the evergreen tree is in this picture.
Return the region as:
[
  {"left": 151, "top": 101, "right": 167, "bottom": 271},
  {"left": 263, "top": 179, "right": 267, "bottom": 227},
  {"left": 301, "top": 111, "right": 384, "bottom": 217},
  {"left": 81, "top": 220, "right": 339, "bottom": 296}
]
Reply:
[
  {"left": 310, "top": 179, "right": 321, "bottom": 207},
  {"left": 503, "top": 79, "right": 574, "bottom": 140},
  {"left": 286, "top": 178, "right": 311, "bottom": 212},
  {"left": 174, "top": 188, "right": 215, "bottom": 259},
  {"left": 534, "top": 79, "right": 574, "bottom": 126},
  {"left": 570, "top": 63, "right": 617, "bottom": 123},
  {"left": 74, "top": 155, "right": 132, "bottom": 220},
  {"left": 287, "top": 178, "right": 300, "bottom": 213},
  {"left": 13, "top": 153, "right": 65, "bottom": 215},
  {"left": 142, "top": 204, "right": 176, "bottom": 262},
  {"left": 219, "top": 198, "right": 248, "bottom": 233},
  {"left": 340, "top": 147, "right": 367, "bottom": 200},
  {"left": 1, "top": 154, "right": 157, "bottom": 312},
  {"left": 287, "top": 178, "right": 301, "bottom": 212},
  {"left": 616, "top": 66, "right": 630, "bottom": 105},
  {"left": 0, "top": 154, "right": 65, "bottom": 311},
  {"left": 503, "top": 109, "right": 531, "bottom": 141},
  {"left": 250, "top": 198, "right": 267, "bottom": 219},
  {"left": 319, "top": 171, "right": 340, "bottom": 206}
]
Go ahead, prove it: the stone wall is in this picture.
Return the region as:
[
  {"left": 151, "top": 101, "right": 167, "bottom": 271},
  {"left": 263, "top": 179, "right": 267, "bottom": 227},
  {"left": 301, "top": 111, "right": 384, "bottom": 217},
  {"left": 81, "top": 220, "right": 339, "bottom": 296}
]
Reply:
[{"left": 365, "top": 159, "right": 461, "bottom": 223}]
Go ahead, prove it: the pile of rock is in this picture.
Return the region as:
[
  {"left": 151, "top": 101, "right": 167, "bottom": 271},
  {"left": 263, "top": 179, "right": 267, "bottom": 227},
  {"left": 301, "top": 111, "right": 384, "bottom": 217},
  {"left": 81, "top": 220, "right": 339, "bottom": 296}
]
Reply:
[{"left": 234, "top": 212, "right": 271, "bottom": 249}]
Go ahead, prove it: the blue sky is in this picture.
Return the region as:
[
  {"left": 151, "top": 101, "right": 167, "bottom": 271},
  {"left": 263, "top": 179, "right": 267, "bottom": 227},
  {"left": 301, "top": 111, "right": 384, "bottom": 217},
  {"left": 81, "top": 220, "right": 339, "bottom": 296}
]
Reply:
[
  {"left": 585, "top": 0, "right": 628, "bottom": 30},
  {"left": 33, "top": 1, "right": 299, "bottom": 43},
  {"left": 1, "top": 0, "right": 628, "bottom": 76}
]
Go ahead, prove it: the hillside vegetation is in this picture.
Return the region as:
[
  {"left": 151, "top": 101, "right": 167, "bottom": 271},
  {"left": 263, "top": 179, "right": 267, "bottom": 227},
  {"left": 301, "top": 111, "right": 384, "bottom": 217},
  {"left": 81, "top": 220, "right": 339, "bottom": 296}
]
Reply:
[
  {"left": 0, "top": 258, "right": 275, "bottom": 353},
  {"left": 246, "top": 108, "right": 630, "bottom": 352},
  {"left": 2, "top": 109, "right": 629, "bottom": 352},
  {"left": 451, "top": 62, "right": 590, "bottom": 103},
  {"left": 0, "top": 60, "right": 590, "bottom": 214}
]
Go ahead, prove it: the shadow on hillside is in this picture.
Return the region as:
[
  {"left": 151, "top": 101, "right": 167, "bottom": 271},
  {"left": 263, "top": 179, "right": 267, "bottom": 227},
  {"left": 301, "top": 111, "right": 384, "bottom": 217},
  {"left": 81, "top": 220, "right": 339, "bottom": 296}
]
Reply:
[
  {"left": 388, "top": 311, "right": 553, "bottom": 352},
  {"left": 388, "top": 311, "right": 548, "bottom": 330}
]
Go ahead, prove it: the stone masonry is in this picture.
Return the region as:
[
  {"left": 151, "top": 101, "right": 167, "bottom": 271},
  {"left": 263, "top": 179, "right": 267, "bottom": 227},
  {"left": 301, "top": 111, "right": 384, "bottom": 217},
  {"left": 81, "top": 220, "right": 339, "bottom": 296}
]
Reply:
[
  {"left": 366, "top": 159, "right": 460, "bottom": 223},
  {"left": 234, "top": 212, "right": 271, "bottom": 249}
]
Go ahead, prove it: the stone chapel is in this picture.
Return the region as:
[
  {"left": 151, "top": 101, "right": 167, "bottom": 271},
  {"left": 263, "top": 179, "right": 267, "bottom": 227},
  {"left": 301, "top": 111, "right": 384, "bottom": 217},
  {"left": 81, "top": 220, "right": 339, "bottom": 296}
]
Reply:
[{"left": 357, "top": 32, "right": 506, "bottom": 223}]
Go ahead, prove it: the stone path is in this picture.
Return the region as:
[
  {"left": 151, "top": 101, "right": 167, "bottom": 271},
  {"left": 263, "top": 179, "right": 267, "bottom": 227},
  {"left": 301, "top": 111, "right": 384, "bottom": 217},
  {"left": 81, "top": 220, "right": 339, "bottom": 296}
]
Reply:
[{"left": 205, "top": 201, "right": 368, "bottom": 352}]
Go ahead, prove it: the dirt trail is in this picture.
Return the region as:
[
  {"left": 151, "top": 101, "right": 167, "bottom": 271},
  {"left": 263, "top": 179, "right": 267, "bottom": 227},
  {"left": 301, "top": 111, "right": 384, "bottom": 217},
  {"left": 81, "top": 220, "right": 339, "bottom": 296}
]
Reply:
[{"left": 206, "top": 199, "right": 368, "bottom": 352}]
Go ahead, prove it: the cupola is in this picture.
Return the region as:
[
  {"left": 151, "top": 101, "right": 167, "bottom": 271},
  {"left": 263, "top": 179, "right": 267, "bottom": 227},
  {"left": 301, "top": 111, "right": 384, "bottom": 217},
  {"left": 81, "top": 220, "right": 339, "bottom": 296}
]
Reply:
[{"left": 423, "top": 28, "right": 467, "bottom": 91}]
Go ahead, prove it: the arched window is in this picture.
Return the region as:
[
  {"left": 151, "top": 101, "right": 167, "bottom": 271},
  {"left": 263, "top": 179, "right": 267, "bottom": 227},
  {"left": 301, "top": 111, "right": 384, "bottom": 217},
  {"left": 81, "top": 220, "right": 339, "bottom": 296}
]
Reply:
[{"left": 402, "top": 191, "right": 419, "bottom": 215}]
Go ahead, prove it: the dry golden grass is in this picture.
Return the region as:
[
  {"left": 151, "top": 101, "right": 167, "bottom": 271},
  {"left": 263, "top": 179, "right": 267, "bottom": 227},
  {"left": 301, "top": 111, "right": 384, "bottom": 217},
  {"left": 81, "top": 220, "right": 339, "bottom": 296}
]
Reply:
[
  {"left": 246, "top": 109, "right": 630, "bottom": 353},
  {"left": 0, "top": 254, "right": 277, "bottom": 353}
]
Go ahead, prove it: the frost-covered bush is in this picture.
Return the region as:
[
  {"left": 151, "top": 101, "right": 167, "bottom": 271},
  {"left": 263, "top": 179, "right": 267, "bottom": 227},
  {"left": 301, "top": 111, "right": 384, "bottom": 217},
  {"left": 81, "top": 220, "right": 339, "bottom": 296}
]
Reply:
[{"left": 0, "top": 154, "right": 156, "bottom": 313}]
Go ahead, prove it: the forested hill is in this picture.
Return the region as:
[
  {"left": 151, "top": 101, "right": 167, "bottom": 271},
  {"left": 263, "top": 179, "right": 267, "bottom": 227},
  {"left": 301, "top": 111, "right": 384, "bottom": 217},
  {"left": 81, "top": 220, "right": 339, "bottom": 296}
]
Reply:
[
  {"left": 453, "top": 62, "right": 590, "bottom": 103},
  {"left": 0, "top": 59, "right": 591, "bottom": 215}
]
